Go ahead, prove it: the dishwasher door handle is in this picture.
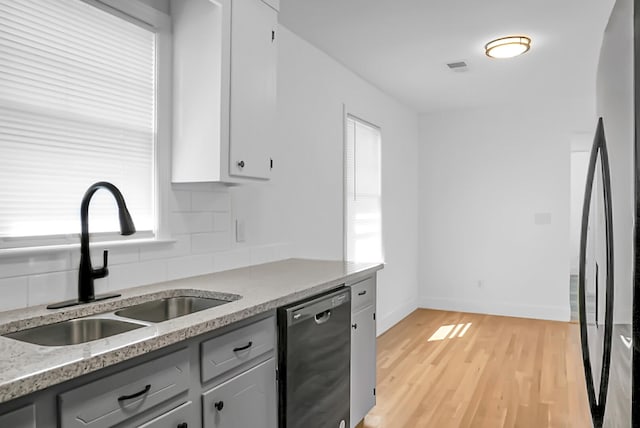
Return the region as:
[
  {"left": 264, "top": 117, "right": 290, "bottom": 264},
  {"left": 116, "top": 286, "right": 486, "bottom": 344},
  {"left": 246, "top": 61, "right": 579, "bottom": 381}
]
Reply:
[{"left": 314, "top": 310, "right": 332, "bottom": 324}]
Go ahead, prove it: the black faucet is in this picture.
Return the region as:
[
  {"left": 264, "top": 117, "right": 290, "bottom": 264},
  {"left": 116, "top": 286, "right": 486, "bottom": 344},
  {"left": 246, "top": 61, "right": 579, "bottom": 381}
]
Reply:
[{"left": 47, "top": 182, "right": 136, "bottom": 309}]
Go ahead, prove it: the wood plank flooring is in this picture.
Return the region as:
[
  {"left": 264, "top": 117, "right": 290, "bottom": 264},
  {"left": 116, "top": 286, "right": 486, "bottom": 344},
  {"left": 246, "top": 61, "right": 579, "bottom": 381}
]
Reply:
[{"left": 358, "top": 309, "right": 591, "bottom": 428}]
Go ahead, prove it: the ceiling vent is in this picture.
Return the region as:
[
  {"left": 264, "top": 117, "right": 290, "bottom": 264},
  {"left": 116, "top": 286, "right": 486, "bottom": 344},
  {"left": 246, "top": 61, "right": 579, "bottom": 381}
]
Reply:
[{"left": 446, "top": 61, "right": 468, "bottom": 72}]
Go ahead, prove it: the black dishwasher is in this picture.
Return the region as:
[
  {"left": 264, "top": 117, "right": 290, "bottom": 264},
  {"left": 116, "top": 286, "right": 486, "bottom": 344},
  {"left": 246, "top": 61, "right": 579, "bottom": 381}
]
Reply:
[{"left": 278, "top": 287, "right": 351, "bottom": 428}]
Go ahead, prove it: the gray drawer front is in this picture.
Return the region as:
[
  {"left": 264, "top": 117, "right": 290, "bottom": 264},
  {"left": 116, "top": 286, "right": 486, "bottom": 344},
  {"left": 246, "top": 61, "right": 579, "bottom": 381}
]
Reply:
[
  {"left": 0, "top": 404, "right": 35, "bottom": 428},
  {"left": 59, "top": 349, "right": 190, "bottom": 428},
  {"left": 137, "top": 401, "right": 194, "bottom": 428},
  {"left": 350, "top": 276, "right": 376, "bottom": 313},
  {"left": 201, "top": 316, "right": 275, "bottom": 383},
  {"left": 202, "top": 358, "right": 277, "bottom": 428}
]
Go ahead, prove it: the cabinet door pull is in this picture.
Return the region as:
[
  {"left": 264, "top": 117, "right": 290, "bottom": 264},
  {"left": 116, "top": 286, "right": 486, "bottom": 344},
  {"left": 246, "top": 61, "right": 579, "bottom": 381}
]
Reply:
[
  {"left": 352, "top": 323, "right": 358, "bottom": 330},
  {"left": 214, "top": 401, "right": 224, "bottom": 411},
  {"left": 233, "top": 341, "right": 253, "bottom": 352},
  {"left": 358, "top": 290, "right": 367, "bottom": 296},
  {"left": 177, "top": 423, "right": 188, "bottom": 428},
  {"left": 237, "top": 160, "right": 245, "bottom": 168},
  {"left": 117, "top": 384, "right": 151, "bottom": 402}
]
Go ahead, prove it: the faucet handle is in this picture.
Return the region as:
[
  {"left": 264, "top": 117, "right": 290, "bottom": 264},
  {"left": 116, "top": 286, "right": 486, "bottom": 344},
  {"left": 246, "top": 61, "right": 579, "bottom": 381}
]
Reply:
[{"left": 93, "top": 250, "right": 109, "bottom": 279}]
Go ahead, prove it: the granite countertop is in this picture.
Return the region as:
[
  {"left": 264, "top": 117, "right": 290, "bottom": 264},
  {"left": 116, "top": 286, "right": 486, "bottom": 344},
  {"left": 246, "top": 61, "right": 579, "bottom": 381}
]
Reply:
[{"left": 0, "top": 258, "right": 383, "bottom": 404}]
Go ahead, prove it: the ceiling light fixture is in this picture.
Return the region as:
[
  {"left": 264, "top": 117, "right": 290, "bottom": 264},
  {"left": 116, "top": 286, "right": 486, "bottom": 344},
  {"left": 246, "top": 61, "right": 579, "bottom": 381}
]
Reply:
[{"left": 485, "top": 36, "right": 532, "bottom": 59}]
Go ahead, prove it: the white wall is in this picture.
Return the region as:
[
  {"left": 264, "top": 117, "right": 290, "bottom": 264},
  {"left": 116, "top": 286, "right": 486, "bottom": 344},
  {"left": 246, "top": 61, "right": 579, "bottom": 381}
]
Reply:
[
  {"left": 418, "top": 98, "right": 594, "bottom": 321},
  {"left": 0, "top": 26, "right": 421, "bottom": 335},
  {"left": 570, "top": 150, "right": 589, "bottom": 274},
  {"left": 266, "top": 27, "right": 421, "bottom": 334}
]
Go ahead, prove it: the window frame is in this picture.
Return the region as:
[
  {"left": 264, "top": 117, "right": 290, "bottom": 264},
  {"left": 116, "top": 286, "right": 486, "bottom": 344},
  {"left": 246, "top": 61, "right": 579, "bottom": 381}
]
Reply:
[
  {"left": 342, "top": 105, "right": 384, "bottom": 264},
  {"left": 0, "top": 0, "right": 172, "bottom": 253}
]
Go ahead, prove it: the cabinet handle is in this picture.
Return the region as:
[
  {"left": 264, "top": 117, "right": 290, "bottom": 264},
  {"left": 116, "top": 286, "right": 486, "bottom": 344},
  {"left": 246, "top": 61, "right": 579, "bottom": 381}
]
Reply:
[
  {"left": 358, "top": 290, "right": 367, "bottom": 296},
  {"left": 214, "top": 401, "right": 224, "bottom": 411},
  {"left": 117, "top": 384, "right": 151, "bottom": 402},
  {"left": 352, "top": 323, "right": 358, "bottom": 330},
  {"left": 237, "top": 160, "right": 245, "bottom": 168},
  {"left": 233, "top": 341, "right": 253, "bottom": 352},
  {"left": 177, "top": 424, "right": 188, "bottom": 428}
]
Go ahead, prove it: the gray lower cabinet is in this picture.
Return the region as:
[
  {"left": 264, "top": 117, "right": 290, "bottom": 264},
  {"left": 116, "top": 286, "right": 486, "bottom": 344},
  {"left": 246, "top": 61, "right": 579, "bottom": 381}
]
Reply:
[
  {"left": 202, "top": 358, "right": 277, "bottom": 428},
  {"left": 58, "top": 349, "right": 190, "bottom": 428},
  {"left": 135, "top": 401, "right": 195, "bottom": 428},
  {"left": 349, "top": 276, "right": 377, "bottom": 428},
  {"left": 0, "top": 404, "right": 36, "bottom": 428}
]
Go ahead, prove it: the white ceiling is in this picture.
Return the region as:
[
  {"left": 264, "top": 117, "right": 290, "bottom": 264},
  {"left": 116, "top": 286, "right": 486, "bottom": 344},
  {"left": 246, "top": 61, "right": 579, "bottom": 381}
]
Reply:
[{"left": 279, "top": 0, "right": 615, "bottom": 114}]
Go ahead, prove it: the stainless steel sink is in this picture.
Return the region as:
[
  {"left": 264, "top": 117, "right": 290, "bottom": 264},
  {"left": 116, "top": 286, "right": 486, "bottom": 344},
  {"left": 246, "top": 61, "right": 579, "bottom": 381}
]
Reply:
[
  {"left": 3, "top": 318, "right": 144, "bottom": 346},
  {"left": 114, "top": 296, "right": 230, "bottom": 323}
]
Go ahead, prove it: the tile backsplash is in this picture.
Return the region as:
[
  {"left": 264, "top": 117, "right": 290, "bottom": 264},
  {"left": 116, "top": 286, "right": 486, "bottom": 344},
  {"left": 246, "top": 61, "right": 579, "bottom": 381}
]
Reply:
[{"left": 0, "top": 186, "right": 290, "bottom": 312}]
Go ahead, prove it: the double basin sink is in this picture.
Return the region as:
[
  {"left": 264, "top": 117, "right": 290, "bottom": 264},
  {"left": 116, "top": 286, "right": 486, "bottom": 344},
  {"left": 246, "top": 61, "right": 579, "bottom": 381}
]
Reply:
[{"left": 3, "top": 294, "right": 239, "bottom": 347}]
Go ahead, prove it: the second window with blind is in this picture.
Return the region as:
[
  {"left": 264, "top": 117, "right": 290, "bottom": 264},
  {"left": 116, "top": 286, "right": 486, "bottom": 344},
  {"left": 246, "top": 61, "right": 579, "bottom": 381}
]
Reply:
[{"left": 344, "top": 114, "right": 383, "bottom": 263}]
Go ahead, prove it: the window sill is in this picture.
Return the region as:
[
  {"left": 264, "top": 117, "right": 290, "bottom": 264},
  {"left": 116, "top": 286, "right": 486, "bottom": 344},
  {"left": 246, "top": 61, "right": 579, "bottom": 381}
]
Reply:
[{"left": 0, "top": 238, "right": 177, "bottom": 260}]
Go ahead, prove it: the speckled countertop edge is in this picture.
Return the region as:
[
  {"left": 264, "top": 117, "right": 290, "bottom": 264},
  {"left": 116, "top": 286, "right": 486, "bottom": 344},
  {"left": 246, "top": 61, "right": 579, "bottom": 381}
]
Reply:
[{"left": 0, "top": 258, "right": 382, "bottom": 403}]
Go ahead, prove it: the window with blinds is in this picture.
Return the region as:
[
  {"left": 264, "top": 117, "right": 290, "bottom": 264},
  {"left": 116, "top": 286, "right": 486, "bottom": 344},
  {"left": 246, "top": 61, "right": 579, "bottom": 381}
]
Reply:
[
  {"left": 0, "top": 0, "right": 156, "bottom": 247},
  {"left": 345, "top": 115, "right": 383, "bottom": 263}
]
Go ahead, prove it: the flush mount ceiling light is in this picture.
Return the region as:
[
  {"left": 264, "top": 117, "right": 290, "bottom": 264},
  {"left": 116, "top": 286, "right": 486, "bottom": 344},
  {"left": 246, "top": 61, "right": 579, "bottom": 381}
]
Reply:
[{"left": 485, "top": 36, "right": 532, "bottom": 59}]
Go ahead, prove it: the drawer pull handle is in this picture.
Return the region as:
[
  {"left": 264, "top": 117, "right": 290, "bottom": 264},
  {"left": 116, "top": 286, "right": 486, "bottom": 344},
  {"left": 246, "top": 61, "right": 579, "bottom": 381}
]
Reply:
[
  {"left": 233, "top": 341, "right": 253, "bottom": 352},
  {"left": 358, "top": 290, "right": 367, "bottom": 296},
  {"left": 117, "top": 384, "right": 151, "bottom": 402},
  {"left": 215, "top": 401, "right": 224, "bottom": 411}
]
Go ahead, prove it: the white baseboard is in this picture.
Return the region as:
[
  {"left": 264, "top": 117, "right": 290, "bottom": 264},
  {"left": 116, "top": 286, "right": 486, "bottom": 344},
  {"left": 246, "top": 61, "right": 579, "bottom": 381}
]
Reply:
[
  {"left": 377, "top": 298, "right": 418, "bottom": 336},
  {"left": 418, "top": 296, "right": 570, "bottom": 322}
]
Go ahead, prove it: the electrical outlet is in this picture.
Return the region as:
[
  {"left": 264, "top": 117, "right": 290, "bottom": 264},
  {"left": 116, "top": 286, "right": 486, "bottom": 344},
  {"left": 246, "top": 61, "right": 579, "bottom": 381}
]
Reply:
[{"left": 235, "top": 219, "right": 245, "bottom": 243}]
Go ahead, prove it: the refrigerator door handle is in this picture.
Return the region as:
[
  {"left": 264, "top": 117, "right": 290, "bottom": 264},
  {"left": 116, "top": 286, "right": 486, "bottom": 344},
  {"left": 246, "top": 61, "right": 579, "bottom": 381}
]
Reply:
[{"left": 578, "top": 117, "right": 615, "bottom": 428}]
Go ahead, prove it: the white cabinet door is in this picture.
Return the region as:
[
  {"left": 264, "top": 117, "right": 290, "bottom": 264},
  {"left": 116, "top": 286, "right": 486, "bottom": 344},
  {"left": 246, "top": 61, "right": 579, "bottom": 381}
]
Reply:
[
  {"left": 350, "top": 305, "right": 376, "bottom": 427},
  {"left": 229, "top": 0, "right": 278, "bottom": 179},
  {"left": 202, "top": 358, "right": 277, "bottom": 428}
]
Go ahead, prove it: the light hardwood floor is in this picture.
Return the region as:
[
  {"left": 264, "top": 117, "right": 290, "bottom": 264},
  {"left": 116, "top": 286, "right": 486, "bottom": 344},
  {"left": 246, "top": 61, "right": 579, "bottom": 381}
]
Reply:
[{"left": 358, "top": 309, "right": 591, "bottom": 428}]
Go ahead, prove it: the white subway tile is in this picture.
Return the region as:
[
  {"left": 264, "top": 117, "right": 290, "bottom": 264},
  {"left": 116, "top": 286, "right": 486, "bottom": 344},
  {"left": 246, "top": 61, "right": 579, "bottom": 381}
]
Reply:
[
  {"left": 213, "top": 249, "right": 252, "bottom": 272},
  {"left": 0, "top": 277, "right": 28, "bottom": 311},
  {"left": 250, "top": 244, "right": 282, "bottom": 265},
  {"left": 169, "top": 189, "right": 191, "bottom": 212},
  {"left": 0, "top": 253, "right": 71, "bottom": 279},
  {"left": 28, "top": 271, "right": 78, "bottom": 307},
  {"left": 276, "top": 243, "right": 293, "bottom": 260},
  {"left": 191, "top": 232, "right": 231, "bottom": 254},
  {"left": 166, "top": 254, "right": 215, "bottom": 281},
  {"left": 71, "top": 246, "right": 140, "bottom": 266},
  {"left": 169, "top": 212, "right": 214, "bottom": 234},
  {"left": 107, "top": 260, "right": 168, "bottom": 291},
  {"left": 213, "top": 212, "right": 231, "bottom": 232},
  {"left": 191, "top": 191, "right": 231, "bottom": 212},
  {"left": 139, "top": 235, "right": 191, "bottom": 261}
]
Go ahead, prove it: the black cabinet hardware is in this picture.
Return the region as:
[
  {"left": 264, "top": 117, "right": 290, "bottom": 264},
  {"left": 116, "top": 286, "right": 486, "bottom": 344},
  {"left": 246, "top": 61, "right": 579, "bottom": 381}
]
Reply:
[
  {"left": 214, "top": 401, "right": 224, "bottom": 411},
  {"left": 358, "top": 290, "right": 367, "bottom": 296},
  {"left": 352, "top": 323, "right": 358, "bottom": 330},
  {"left": 233, "top": 341, "right": 253, "bottom": 352},
  {"left": 177, "top": 423, "right": 188, "bottom": 428},
  {"left": 237, "top": 160, "right": 245, "bottom": 168},
  {"left": 117, "top": 384, "right": 150, "bottom": 402}
]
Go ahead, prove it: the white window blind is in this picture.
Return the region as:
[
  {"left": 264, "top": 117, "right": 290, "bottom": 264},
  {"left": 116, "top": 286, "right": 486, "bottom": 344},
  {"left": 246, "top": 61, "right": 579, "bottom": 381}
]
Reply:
[
  {"left": 0, "top": 0, "right": 155, "bottom": 245},
  {"left": 345, "top": 115, "right": 383, "bottom": 263}
]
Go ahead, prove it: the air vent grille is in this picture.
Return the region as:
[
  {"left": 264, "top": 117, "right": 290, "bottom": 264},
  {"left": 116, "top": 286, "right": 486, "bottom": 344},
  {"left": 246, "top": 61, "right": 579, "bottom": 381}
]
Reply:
[{"left": 446, "top": 61, "right": 468, "bottom": 71}]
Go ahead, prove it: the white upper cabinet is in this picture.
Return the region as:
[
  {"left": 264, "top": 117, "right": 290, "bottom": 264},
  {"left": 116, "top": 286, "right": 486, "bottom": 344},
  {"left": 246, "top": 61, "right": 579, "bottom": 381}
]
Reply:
[{"left": 171, "top": 0, "right": 278, "bottom": 183}]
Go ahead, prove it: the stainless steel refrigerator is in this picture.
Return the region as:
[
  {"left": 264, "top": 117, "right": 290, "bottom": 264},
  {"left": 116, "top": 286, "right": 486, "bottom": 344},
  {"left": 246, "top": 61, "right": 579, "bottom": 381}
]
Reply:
[{"left": 578, "top": 0, "right": 638, "bottom": 426}]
